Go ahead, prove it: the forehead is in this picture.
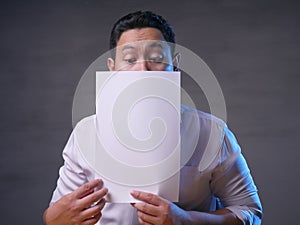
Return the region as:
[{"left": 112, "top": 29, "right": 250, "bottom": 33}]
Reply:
[{"left": 116, "top": 27, "right": 166, "bottom": 47}]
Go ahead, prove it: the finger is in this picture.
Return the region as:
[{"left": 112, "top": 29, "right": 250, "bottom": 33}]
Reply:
[
  {"left": 132, "top": 202, "right": 160, "bottom": 216},
  {"left": 82, "top": 212, "right": 102, "bottom": 225},
  {"left": 79, "top": 187, "right": 108, "bottom": 208},
  {"left": 131, "top": 190, "right": 161, "bottom": 206},
  {"left": 80, "top": 199, "right": 106, "bottom": 220},
  {"left": 137, "top": 212, "right": 156, "bottom": 225},
  {"left": 74, "top": 179, "right": 103, "bottom": 199},
  {"left": 95, "top": 198, "right": 106, "bottom": 211}
]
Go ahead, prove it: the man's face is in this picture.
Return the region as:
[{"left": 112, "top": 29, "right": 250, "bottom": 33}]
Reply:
[{"left": 108, "top": 28, "right": 177, "bottom": 71}]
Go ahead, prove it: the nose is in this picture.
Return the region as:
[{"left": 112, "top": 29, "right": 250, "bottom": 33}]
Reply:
[{"left": 137, "top": 60, "right": 150, "bottom": 71}]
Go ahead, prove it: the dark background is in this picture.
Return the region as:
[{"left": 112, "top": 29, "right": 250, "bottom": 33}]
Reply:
[{"left": 1, "top": 0, "right": 299, "bottom": 224}]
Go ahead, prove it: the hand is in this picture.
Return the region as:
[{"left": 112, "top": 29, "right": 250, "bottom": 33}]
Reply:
[
  {"left": 44, "top": 179, "right": 108, "bottom": 225},
  {"left": 131, "top": 190, "right": 189, "bottom": 225}
]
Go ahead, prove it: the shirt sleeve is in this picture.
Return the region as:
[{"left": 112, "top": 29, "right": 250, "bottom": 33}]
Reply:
[
  {"left": 210, "top": 126, "right": 263, "bottom": 225},
  {"left": 49, "top": 131, "right": 88, "bottom": 205}
]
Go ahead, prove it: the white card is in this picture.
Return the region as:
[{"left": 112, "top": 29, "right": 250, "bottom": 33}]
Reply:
[{"left": 76, "top": 71, "right": 181, "bottom": 203}]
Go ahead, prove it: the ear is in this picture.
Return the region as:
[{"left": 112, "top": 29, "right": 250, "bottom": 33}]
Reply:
[
  {"left": 107, "top": 58, "right": 115, "bottom": 71},
  {"left": 172, "top": 53, "right": 181, "bottom": 71}
]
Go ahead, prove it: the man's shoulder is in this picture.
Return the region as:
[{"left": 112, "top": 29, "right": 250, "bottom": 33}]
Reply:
[
  {"left": 180, "top": 105, "right": 228, "bottom": 171},
  {"left": 73, "top": 115, "right": 97, "bottom": 145},
  {"left": 74, "top": 115, "right": 96, "bottom": 129},
  {"left": 180, "top": 104, "right": 226, "bottom": 130}
]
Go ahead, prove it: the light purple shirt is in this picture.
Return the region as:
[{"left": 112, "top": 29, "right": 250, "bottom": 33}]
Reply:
[{"left": 50, "top": 105, "right": 262, "bottom": 225}]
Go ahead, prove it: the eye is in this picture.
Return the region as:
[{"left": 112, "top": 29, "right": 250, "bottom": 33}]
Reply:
[
  {"left": 149, "top": 54, "right": 164, "bottom": 63},
  {"left": 124, "top": 57, "right": 137, "bottom": 64}
]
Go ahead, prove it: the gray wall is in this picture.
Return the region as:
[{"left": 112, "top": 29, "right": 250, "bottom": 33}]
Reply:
[{"left": 0, "top": 0, "right": 299, "bottom": 224}]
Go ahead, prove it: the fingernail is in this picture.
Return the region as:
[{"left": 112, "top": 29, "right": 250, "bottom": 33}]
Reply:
[
  {"left": 96, "top": 179, "right": 103, "bottom": 186},
  {"left": 104, "top": 187, "right": 108, "bottom": 194},
  {"left": 130, "top": 190, "right": 138, "bottom": 197}
]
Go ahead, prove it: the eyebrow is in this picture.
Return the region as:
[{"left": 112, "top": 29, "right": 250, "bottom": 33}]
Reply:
[
  {"left": 121, "top": 45, "right": 136, "bottom": 52},
  {"left": 121, "top": 42, "right": 164, "bottom": 53},
  {"left": 148, "top": 42, "right": 163, "bottom": 49}
]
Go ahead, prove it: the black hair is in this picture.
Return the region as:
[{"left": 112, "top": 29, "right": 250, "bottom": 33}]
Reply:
[{"left": 109, "top": 11, "right": 175, "bottom": 52}]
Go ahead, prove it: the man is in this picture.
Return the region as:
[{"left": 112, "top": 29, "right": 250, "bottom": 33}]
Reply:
[{"left": 44, "top": 11, "right": 262, "bottom": 225}]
